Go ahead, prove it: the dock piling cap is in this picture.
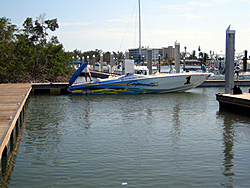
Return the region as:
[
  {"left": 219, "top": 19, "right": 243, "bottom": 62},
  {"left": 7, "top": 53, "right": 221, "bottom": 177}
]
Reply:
[
  {"left": 175, "top": 40, "right": 180, "bottom": 45},
  {"left": 226, "top": 25, "right": 235, "bottom": 34}
]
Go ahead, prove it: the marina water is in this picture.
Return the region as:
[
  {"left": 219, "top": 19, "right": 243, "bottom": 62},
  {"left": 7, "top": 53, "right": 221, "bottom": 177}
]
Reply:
[{"left": 1, "top": 87, "right": 250, "bottom": 187}]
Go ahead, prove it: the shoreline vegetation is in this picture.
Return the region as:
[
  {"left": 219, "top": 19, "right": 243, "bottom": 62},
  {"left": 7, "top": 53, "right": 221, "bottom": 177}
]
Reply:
[
  {"left": 0, "top": 14, "right": 72, "bottom": 83},
  {"left": 0, "top": 14, "right": 202, "bottom": 84},
  {"left": 0, "top": 14, "right": 126, "bottom": 83}
]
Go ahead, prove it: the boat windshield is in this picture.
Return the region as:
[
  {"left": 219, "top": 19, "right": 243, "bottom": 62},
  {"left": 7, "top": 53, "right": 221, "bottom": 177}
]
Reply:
[
  {"left": 120, "top": 72, "right": 146, "bottom": 80},
  {"left": 125, "top": 72, "right": 134, "bottom": 76}
]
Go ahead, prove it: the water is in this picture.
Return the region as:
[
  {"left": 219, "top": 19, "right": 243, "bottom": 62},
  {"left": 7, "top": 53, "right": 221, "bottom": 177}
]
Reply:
[{"left": 2, "top": 87, "right": 250, "bottom": 187}]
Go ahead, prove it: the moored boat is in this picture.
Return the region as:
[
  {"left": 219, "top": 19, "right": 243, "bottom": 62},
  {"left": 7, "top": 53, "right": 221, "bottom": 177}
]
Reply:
[
  {"left": 68, "top": 0, "right": 211, "bottom": 95},
  {"left": 68, "top": 63, "right": 211, "bottom": 95}
]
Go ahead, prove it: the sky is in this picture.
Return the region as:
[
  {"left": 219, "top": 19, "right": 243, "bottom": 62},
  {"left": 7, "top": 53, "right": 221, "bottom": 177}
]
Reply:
[{"left": 1, "top": 0, "right": 250, "bottom": 55}]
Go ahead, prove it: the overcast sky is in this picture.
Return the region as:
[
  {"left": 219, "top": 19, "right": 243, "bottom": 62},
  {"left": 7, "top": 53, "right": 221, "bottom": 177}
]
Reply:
[{"left": 1, "top": 0, "right": 250, "bottom": 55}]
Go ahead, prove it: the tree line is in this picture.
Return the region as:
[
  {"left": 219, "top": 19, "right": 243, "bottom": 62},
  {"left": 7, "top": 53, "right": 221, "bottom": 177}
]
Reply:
[
  {"left": 0, "top": 14, "right": 75, "bottom": 83},
  {"left": 0, "top": 14, "right": 128, "bottom": 83},
  {"left": 0, "top": 14, "right": 209, "bottom": 83}
]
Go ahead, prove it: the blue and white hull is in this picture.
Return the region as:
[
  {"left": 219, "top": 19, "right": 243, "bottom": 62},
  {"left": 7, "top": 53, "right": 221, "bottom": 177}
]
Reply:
[{"left": 68, "top": 72, "right": 211, "bottom": 95}]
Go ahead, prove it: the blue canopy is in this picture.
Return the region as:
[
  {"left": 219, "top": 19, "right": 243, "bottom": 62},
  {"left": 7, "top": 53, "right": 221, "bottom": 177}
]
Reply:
[{"left": 69, "top": 62, "right": 88, "bottom": 86}]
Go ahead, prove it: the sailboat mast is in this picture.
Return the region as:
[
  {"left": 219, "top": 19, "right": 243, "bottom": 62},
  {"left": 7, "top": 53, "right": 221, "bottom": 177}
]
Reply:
[{"left": 138, "top": 0, "right": 141, "bottom": 58}]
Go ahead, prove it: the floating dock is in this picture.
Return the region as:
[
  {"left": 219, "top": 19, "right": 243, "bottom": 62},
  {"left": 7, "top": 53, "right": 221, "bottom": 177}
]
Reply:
[{"left": 216, "top": 92, "right": 250, "bottom": 113}]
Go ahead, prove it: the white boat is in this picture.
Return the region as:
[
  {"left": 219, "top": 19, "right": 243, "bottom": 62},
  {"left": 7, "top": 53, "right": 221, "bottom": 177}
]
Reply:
[{"left": 68, "top": 63, "right": 211, "bottom": 95}]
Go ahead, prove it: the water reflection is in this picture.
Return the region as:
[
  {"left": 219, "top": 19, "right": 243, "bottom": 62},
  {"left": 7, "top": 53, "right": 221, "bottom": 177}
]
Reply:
[
  {"left": 170, "top": 102, "right": 181, "bottom": 174},
  {"left": 218, "top": 111, "right": 236, "bottom": 187},
  {"left": 171, "top": 103, "right": 181, "bottom": 148},
  {"left": 82, "top": 98, "right": 92, "bottom": 129},
  {"left": 24, "top": 96, "right": 64, "bottom": 153},
  {"left": 217, "top": 110, "right": 250, "bottom": 187}
]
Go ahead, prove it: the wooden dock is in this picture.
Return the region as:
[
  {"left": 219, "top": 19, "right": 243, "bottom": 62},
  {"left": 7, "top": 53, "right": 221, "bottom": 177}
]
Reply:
[
  {"left": 0, "top": 83, "right": 32, "bottom": 169},
  {"left": 216, "top": 92, "right": 250, "bottom": 114},
  {"left": 0, "top": 82, "right": 71, "bottom": 165}
]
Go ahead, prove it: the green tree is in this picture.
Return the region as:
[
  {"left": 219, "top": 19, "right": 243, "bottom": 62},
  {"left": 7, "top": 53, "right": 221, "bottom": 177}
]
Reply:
[
  {"left": 0, "top": 15, "right": 72, "bottom": 83},
  {"left": 190, "top": 50, "right": 197, "bottom": 59},
  {"left": 103, "top": 51, "right": 111, "bottom": 63},
  {"left": 22, "top": 14, "right": 59, "bottom": 45},
  {"left": 0, "top": 17, "right": 17, "bottom": 42}
]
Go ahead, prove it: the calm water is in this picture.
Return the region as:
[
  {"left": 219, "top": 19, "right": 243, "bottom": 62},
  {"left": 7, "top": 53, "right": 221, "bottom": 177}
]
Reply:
[{"left": 2, "top": 87, "right": 250, "bottom": 188}]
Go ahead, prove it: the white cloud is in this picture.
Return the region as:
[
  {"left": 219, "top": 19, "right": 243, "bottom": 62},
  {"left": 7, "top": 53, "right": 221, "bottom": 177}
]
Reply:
[
  {"left": 180, "top": 14, "right": 203, "bottom": 19},
  {"left": 108, "top": 19, "right": 124, "bottom": 22},
  {"left": 239, "top": 0, "right": 250, "bottom": 3},
  {"left": 108, "top": 18, "right": 131, "bottom": 23},
  {"left": 150, "top": 5, "right": 189, "bottom": 11},
  {"left": 188, "top": 1, "right": 214, "bottom": 7},
  {"left": 59, "top": 22, "right": 92, "bottom": 26},
  {"left": 213, "top": 0, "right": 226, "bottom": 5}
]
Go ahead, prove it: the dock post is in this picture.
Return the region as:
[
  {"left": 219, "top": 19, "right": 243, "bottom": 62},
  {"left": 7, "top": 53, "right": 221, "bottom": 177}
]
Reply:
[
  {"left": 158, "top": 54, "right": 161, "bottom": 72},
  {"left": 110, "top": 52, "right": 114, "bottom": 72},
  {"left": 225, "top": 25, "right": 236, "bottom": 94},
  {"left": 147, "top": 48, "right": 153, "bottom": 74},
  {"left": 125, "top": 51, "right": 129, "bottom": 59},
  {"left": 93, "top": 55, "right": 96, "bottom": 71},
  {"left": 17, "top": 115, "right": 21, "bottom": 130},
  {"left": 100, "top": 53, "right": 103, "bottom": 72},
  {"left": 174, "top": 41, "right": 180, "bottom": 73},
  {"left": 11, "top": 124, "right": 17, "bottom": 144},
  {"left": 243, "top": 50, "right": 247, "bottom": 72}
]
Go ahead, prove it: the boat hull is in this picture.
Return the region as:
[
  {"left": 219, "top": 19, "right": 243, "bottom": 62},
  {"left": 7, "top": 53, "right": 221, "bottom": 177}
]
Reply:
[{"left": 68, "top": 73, "right": 211, "bottom": 95}]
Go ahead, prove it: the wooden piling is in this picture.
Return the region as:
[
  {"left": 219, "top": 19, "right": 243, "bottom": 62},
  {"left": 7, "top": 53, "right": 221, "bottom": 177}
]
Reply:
[
  {"left": 225, "top": 25, "right": 236, "bottom": 94},
  {"left": 174, "top": 41, "right": 180, "bottom": 73},
  {"left": 100, "top": 53, "right": 103, "bottom": 72},
  {"left": 243, "top": 50, "right": 248, "bottom": 72},
  {"left": 147, "top": 48, "right": 152, "bottom": 74}
]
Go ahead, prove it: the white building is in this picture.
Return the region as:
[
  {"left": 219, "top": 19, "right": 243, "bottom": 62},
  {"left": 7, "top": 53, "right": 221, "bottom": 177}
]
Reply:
[{"left": 128, "top": 47, "right": 163, "bottom": 61}]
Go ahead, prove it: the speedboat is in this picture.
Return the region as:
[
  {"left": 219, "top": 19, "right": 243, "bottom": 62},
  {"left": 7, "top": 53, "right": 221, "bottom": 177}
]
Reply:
[{"left": 68, "top": 62, "right": 211, "bottom": 95}]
